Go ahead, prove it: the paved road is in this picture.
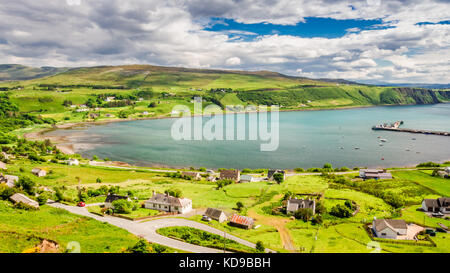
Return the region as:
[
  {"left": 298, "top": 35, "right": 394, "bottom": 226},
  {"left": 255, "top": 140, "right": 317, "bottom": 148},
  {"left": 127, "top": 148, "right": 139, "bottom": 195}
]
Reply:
[{"left": 47, "top": 202, "right": 273, "bottom": 253}]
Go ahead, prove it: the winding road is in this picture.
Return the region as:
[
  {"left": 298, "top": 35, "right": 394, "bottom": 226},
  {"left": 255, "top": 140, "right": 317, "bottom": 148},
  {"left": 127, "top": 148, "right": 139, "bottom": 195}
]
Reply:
[{"left": 47, "top": 202, "right": 273, "bottom": 253}]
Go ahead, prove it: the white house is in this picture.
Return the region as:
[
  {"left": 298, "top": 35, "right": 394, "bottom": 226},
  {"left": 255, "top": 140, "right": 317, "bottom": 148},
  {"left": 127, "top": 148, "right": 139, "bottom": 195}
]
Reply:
[
  {"left": 0, "top": 161, "right": 6, "bottom": 170},
  {"left": 31, "top": 168, "right": 47, "bottom": 177},
  {"left": 372, "top": 219, "right": 407, "bottom": 239},
  {"left": 422, "top": 198, "right": 450, "bottom": 214},
  {"left": 67, "top": 158, "right": 79, "bottom": 166},
  {"left": 286, "top": 198, "right": 316, "bottom": 215},
  {"left": 204, "top": 208, "right": 228, "bottom": 223},
  {"left": 0, "top": 174, "right": 18, "bottom": 188},
  {"left": 144, "top": 192, "right": 192, "bottom": 214},
  {"left": 240, "top": 174, "right": 255, "bottom": 183}
]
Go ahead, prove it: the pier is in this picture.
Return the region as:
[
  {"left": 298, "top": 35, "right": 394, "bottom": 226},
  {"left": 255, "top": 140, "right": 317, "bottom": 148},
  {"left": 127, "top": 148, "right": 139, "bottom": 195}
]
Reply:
[{"left": 372, "top": 121, "right": 450, "bottom": 136}]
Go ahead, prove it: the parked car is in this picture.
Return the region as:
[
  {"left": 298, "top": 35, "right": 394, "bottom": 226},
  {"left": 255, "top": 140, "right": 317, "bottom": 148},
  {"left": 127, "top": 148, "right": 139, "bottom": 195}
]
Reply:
[
  {"left": 77, "top": 202, "right": 86, "bottom": 207},
  {"left": 201, "top": 215, "right": 212, "bottom": 222}
]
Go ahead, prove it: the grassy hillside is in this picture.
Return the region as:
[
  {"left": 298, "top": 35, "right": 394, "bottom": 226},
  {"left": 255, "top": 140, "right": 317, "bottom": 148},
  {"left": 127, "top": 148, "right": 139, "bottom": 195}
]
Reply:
[{"left": 0, "top": 64, "right": 448, "bottom": 130}]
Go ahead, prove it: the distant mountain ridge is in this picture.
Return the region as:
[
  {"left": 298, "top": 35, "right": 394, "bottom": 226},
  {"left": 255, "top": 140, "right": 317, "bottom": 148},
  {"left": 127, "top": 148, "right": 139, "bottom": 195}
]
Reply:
[{"left": 0, "top": 64, "right": 70, "bottom": 81}]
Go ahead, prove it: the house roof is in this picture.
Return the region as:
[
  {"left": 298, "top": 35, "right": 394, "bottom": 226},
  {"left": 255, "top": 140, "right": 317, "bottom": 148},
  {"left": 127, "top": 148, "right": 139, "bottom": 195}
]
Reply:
[
  {"left": 205, "top": 208, "right": 225, "bottom": 219},
  {"left": 182, "top": 171, "right": 199, "bottom": 177},
  {"left": 230, "top": 214, "right": 254, "bottom": 227},
  {"left": 287, "top": 198, "right": 315, "bottom": 210},
  {"left": 10, "top": 193, "right": 39, "bottom": 208},
  {"left": 361, "top": 169, "right": 384, "bottom": 174},
  {"left": 105, "top": 194, "right": 129, "bottom": 203},
  {"left": 373, "top": 219, "right": 407, "bottom": 232},
  {"left": 0, "top": 174, "right": 18, "bottom": 188},
  {"left": 146, "top": 193, "right": 191, "bottom": 207},
  {"left": 220, "top": 170, "right": 240, "bottom": 179},
  {"left": 240, "top": 174, "right": 253, "bottom": 181},
  {"left": 437, "top": 198, "right": 450, "bottom": 208},
  {"left": 365, "top": 172, "right": 392, "bottom": 179},
  {"left": 31, "top": 168, "right": 45, "bottom": 173}
]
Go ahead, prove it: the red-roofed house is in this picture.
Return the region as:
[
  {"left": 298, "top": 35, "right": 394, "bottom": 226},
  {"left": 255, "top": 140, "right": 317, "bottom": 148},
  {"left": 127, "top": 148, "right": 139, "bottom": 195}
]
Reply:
[{"left": 229, "top": 214, "right": 254, "bottom": 229}]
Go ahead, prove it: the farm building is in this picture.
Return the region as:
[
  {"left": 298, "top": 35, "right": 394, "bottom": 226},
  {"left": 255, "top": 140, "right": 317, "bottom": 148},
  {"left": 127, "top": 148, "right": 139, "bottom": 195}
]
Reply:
[
  {"left": 422, "top": 198, "right": 450, "bottom": 214},
  {"left": 286, "top": 198, "right": 316, "bottom": 215},
  {"left": 220, "top": 169, "right": 240, "bottom": 182},
  {"left": 67, "top": 159, "right": 79, "bottom": 166},
  {"left": 229, "top": 214, "right": 254, "bottom": 229},
  {"left": 359, "top": 169, "right": 392, "bottom": 180},
  {"left": 31, "top": 168, "right": 47, "bottom": 177},
  {"left": 144, "top": 192, "right": 192, "bottom": 214},
  {"left": 204, "top": 208, "right": 227, "bottom": 223},
  {"left": 240, "top": 174, "right": 255, "bottom": 183},
  {"left": 182, "top": 171, "right": 201, "bottom": 180},
  {"left": 10, "top": 193, "right": 39, "bottom": 209},
  {"left": 104, "top": 194, "right": 131, "bottom": 209},
  {"left": 372, "top": 219, "right": 407, "bottom": 239},
  {"left": 0, "top": 174, "right": 19, "bottom": 188}
]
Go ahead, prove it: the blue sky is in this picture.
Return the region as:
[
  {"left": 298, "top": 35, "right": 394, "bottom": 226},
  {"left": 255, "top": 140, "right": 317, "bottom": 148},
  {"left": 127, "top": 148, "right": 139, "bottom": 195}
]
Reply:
[
  {"left": 0, "top": 0, "right": 449, "bottom": 83},
  {"left": 205, "top": 17, "right": 391, "bottom": 39}
]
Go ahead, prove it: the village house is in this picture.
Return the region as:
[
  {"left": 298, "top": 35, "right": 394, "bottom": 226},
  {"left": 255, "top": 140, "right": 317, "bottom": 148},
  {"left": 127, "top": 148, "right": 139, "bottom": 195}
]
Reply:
[
  {"left": 182, "top": 171, "right": 201, "bottom": 180},
  {"left": 104, "top": 194, "right": 131, "bottom": 209},
  {"left": 286, "top": 198, "right": 316, "bottom": 215},
  {"left": 76, "top": 108, "right": 89, "bottom": 112},
  {"left": 1, "top": 152, "right": 12, "bottom": 160},
  {"left": 0, "top": 173, "right": 18, "bottom": 188},
  {"left": 219, "top": 169, "right": 240, "bottom": 182},
  {"left": 229, "top": 214, "right": 254, "bottom": 229},
  {"left": 67, "top": 158, "right": 79, "bottom": 166},
  {"left": 372, "top": 218, "right": 407, "bottom": 239},
  {"left": 445, "top": 167, "right": 450, "bottom": 174},
  {"left": 88, "top": 113, "right": 100, "bottom": 119},
  {"left": 10, "top": 193, "right": 39, "bottom": 209},
  {"left": 359, "top": 169, "right": 392, "bottom": 180},
  {"left": 268, "top": 169, "right": 286, "bottom": 181},
  {"left": 204, "top": 208, "right": 228, "bottom": 223},
  {"left": 422, "top": 197, "right": 450, "bottom": 214},
  {"left": 0, "top": 161, "right": 6, "bottom": 170},
  {"left": 144, "top": 192, "right": 192, "bottom": 214},
  {"left": 105, "top": 96, "right": 116, "bottom": 102},
  {"left": 240, "top": 174, "right": 255, "bottom": 183},
  {"left": 31, "top": 168, "right": 47, "bottom": 177}
]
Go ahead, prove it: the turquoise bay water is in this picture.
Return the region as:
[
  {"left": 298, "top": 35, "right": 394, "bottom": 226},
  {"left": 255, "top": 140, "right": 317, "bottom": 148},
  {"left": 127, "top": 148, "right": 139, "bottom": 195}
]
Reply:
[{"left": 47, "top": 104, "right": 450, "bottom": 169}]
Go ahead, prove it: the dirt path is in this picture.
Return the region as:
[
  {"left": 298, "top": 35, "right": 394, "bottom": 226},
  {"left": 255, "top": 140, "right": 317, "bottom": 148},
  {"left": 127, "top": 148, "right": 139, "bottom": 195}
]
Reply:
[{"left": 247, "top": 193, "right": 297, "bottom": 252}]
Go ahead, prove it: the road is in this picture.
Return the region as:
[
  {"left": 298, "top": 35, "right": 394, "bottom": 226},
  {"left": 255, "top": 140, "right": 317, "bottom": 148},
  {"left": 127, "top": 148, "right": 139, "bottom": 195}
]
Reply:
[{"left": 47, "top": 202, "right": 273, "bottom": 253}]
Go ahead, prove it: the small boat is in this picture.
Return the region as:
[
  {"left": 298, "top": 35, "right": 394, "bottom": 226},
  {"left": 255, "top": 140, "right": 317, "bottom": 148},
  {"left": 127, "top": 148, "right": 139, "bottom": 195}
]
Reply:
[
  {"left": 412, "top": 138, "right": 416, "bottom": 140},
  {"left": 354, "top": 147, "right": 360, "bottom": 150},
  {"left": 340, "top": 147, "right": 344, "bottom": 149},
  {"left": 380, "top": 139, "right": 387, "bottom": 142},
  {"left": 379, "top": 144, "right": 383, "bottom": 146},
  {"left": 381, "top": 158, "right": 384, "bottom": 160},
  {"left": 377, "top": 136, "right": 381, "bottom": 138},
  {"left": 405, "top": 148, "right": 410, "bottom": 151}
]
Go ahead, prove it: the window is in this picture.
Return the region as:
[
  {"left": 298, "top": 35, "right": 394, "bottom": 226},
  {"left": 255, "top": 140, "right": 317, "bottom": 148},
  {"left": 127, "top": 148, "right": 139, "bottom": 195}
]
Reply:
[{"left": 381, "top": 233, "right": 386, "bottom": 236}]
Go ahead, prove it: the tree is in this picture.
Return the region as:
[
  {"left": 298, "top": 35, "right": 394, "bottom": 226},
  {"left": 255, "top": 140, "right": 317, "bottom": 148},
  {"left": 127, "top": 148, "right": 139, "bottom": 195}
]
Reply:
[
  {"left": 216, "top": 179, "right": 233, "bottom": 189},
  {"left": 127, "top": 239, "right": 151, "bottom": 253},
  {"left": 16, "top": 177, "right": 36, "bottom": 195},
  {"left": 273, "top": 173, "right": 284, "bottom": 184},
  {"left": 255, "top": 241, "right": 265, "bottom": 253},
  {"left": 164, "top": 188, "right": 182, "bottom": 198},
  {"left": 315, "top": 201, "right": 326, "bottom": 214},
  {"left": 294, "top": 208, "right": 313, "bottom": 221},
  {"left": 148, "top": 102, "right": 157, "bottom": 108},
  {"left": 312, "top": 214, "right": 323, "bottom": 225},
  {"left": 112, "top": 199, "right": 133, "bottom": 214},
  {"left": 330, "top": 204, "right": 352, "bottom": 218},
  {"left": 236, "top": 201, "right": 244, "bottom": 211},
  {"left": 37, "top": 194, "right": 49, "bottom": 206},
  {"left": 323, "top": 163, "right": 333, "bottom": 171},
  {"left": 96, "top": 178, "right": 102, "bottom": 183}
]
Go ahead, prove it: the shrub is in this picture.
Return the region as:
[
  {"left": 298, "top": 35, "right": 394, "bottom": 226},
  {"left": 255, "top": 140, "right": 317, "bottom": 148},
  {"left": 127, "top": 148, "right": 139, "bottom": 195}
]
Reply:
[
  {"left": 416, "top": 162, "right": 441, "bottom": 168},
  {"left": 127, "top": 239, "right": 151, "bottom": 253},
  {"left": 236, "top": 201, "right": 244, "bottom": 211},
  {"left": 312, "top": 214, "right": 323, "bottom": 225},
  {"left": 294, "top": 208, "right": 314, "bottom": 221},
  {"left": 330, "top": 204, "right": 352, "bottom": 218},
  {"left": 0, "top": 184, "right": 18, "bottom": 200},
  {"left": 112, "top": 199, "right": 133, "bottom": 214},
  {"left": 148, "top": 102, "right": 157, "bottom": 108},
  {"left": 216, "top": 179, "right": 233, "bottom": 189},
  {"left": 164, "top": 188, "right": 182, "bottom": 198},
  {"left": 16, "top": 177, "right": 36, "bottom": 195},
  {"left": 294, "top": 168, "right": 304, "bottom": 173},
  {"left": 273, "top": 173, "right": 284, "bottom": 184},
  {"left": 255, "top": 241, "right": 265, "bottom": 253}
]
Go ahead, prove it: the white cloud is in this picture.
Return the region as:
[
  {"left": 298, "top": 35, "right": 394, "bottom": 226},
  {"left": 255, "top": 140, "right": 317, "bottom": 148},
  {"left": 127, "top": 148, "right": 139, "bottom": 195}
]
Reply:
[{"left": 0, "top": 0, "right": 448, "bottom": 83}]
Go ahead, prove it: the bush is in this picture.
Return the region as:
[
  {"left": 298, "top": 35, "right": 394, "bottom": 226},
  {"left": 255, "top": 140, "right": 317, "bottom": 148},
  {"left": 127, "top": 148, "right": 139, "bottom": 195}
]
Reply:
[
  {"left": 273, "top": 173, "right": 284, "bottom": 184},
  {"left": 330, "top": 204, "right": 352, "bottom": 218},
  {"left": 16, "top": 177, "right": 36, "bottom": 195},
  {"left": 164, "top": 188, "right": 182, "bottom": 198},
  {"left": 127, "top": 239, "right": 151, "bottom": 253},
  {"left": 312, "top": 214, "right": 323, "bottom": 225},
  {"left": 0, "top": 184, "right": 18, "bottom": 200},
  {"left": 236, "top": 201, "right": 244, "bottom": 211},
  {"left": 148, "top": 102, "right": 157, "bottom": 108},
  {"left": 294, "top": 168, "right": 304, "bottom": 173},
  {"left": 112, "top": 199, "right": 133, "bottom": 214},
  {"left": 37, "top": 193, "right": 50, "bottom": 206},
  {"left": 416, "top": 162, "right": 441, "bottom": 168},
  {"left": 294, "top": 208, "right": 313, "bottom": 221},
  {"left": 255, "top": 241, "right": 265, "bottom": 252},
  {"left": 216, "top": 179, "right": 233, "bottom": 189}
]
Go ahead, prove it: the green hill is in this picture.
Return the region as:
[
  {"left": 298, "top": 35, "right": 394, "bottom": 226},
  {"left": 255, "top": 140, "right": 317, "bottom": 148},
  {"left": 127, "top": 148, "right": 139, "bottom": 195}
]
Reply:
[
  {"left": 0, "top": 64, "right": 69, "bottom": 81},
  {"left": 0, "top": 64, "right": 448, "bottom": 131}
]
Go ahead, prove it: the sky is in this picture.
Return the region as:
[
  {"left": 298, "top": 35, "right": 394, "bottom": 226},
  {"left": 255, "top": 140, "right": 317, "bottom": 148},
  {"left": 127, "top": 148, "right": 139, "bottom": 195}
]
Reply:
[{"left": 0, "top": 0, "right": 449, "bottom": 84}]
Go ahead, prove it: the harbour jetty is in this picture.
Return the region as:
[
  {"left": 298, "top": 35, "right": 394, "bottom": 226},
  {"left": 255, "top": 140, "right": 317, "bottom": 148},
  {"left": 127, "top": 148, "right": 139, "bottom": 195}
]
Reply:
[{"left": 372, "top": 121, "right": 450, "bottom": 136}]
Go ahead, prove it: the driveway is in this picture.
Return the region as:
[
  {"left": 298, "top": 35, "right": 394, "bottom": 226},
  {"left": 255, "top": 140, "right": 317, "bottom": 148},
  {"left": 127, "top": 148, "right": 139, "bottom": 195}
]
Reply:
[{"left": 47, "top": 202, "right": 273, "bottom": 253}]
